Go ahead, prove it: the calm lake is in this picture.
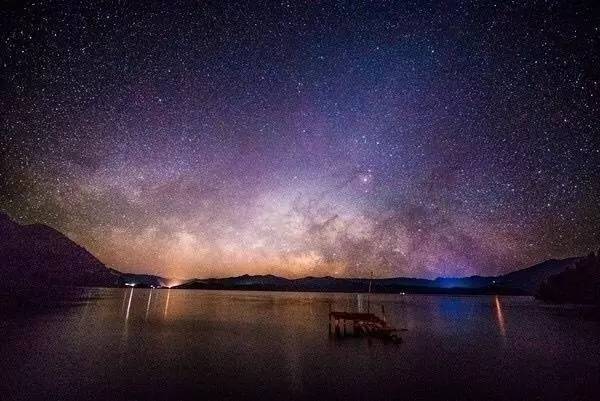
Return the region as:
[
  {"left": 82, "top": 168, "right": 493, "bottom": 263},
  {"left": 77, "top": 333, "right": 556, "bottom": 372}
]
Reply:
[{"left": 1, "top": 289, "right": 599, "bottom": 401}]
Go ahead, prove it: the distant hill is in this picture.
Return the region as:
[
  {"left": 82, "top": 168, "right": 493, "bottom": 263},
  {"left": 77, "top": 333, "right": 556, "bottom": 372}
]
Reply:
[
  {"left": 0, "top": 212, "right": 120, "bottom": 287},
  {"left": 495, "top": 258, "right": 580, "bottom": 293},
  {"left": 107, "top": 268, "right": 171, "bottom": 288},
  {"left": 175, "top": 274, "right": 292, "bottom": 290},
  {"left": 0, "top": 212, "right": 164, "bottom": 288},
  {"left": 0, "top": 211, "right": 585, "bottom": 294},
  {"left": 423, "top": 258, "right": 581, "bottom": 293},
  {"left": 174, "top": 258, "right": 583, "bottom": 295},
  {"left": 537, "top": 252, "right": 600, "bottom": 304},
  {"left": 174, "top": 275, "right": 512, "bottom": 294}
]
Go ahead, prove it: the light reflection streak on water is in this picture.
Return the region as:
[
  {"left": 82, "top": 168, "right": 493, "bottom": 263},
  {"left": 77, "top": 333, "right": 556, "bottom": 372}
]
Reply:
[
  {"left": 125, "top": 288, "right": 134, "bottom": 321},
  {"left": 494, "top": 295, "right": 506, "bottom": 337},
  {"left": 120, "top": 289, "right": 128, "bottom": 315},
  {"left": 78, "top": 289, "right": 91, "bottom": 324},
  {"left": 145, "top": 289, "right": 153, "bottom": 321},
  {"left": 163, "top": 289, "right": 171, "bottom": 319},
  {"left": 357, "top": 294, "right": 364, "bottom": 313}
]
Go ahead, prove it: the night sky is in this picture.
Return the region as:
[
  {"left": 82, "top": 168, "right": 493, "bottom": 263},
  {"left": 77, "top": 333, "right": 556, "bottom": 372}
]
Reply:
[{"left": 1, "top": 1, "right": 599, "bottom": 279}]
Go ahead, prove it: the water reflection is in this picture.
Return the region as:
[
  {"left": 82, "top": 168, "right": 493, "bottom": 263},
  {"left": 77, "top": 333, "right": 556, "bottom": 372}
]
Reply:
[
  {"left": 125, "top": 288, "right": 134, "bottom": 321},
  {"left": 3, "top": 290, "right": 600, "bottom": 401},
  {"left": 356, "top": 293, "right": 366, "bottom": 312},
  {"left": 120, "top": 288, "right": 128, "bottom": 314},
  {"left": 494, "top": 295, "right": 506, "bottom": 337},
  {"left": 145, "top": 289, "right": 153, "bottom": 321},
  {"left": 163, "top": 288, "right": 171, "bottom": 319}
]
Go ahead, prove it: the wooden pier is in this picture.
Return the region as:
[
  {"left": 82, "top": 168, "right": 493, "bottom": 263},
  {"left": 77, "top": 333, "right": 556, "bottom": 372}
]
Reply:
[{"left": 328, "top": 305, "right": 403, "bottom": 344}]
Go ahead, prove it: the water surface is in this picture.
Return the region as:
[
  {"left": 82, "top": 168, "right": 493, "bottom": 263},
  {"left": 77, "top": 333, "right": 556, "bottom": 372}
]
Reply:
[{"left": 1, "top": 289, "right": 599, "bottom": 401}]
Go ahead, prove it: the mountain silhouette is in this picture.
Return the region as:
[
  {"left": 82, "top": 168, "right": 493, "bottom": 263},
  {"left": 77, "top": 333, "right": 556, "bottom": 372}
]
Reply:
[
  {"left": 0, "top": 212, "right": 120, "bottom": 287},
  {"left": 0, "top": 212, "right": 584, "bottom": 294},
  {"left": 537, "top": 251, "right": 600, "bottom": 304},
  {"left": 495, "top": 257, "right": 580, "bottom": 293},
  {"left": 173, "top": 258, "right": 581, "bottom": 295}
]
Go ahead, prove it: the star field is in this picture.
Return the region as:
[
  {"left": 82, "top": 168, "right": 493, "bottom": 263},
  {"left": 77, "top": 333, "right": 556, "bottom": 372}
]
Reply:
[{"left": 1, "top": 0, "right": 599, "bottom": 279}]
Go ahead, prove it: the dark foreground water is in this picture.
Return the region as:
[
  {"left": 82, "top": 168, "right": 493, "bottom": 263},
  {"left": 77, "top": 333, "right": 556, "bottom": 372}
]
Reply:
[{"left": 1, "top": 289, "right": 599, "bottom": 401}]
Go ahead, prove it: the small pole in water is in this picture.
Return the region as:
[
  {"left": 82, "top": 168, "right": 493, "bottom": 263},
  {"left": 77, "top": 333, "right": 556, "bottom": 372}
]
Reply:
[{"left": 381, "top": 304, "right": 386, "bottom": 324}]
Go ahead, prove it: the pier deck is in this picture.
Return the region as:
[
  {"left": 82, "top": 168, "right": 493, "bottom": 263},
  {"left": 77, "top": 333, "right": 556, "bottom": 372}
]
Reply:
[{"left": 328, "top": 307, "right": 403, "bottom": 343}]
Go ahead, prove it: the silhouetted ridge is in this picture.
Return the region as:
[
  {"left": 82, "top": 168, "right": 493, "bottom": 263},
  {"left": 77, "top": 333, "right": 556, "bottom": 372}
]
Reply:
[
  {"left": 537, "top": 251, "right": 600, "bottom": 304},
  {"left": 173, "top": 256, "right": 585, "bottom": 294},
  {"left": 0, "top": 212, "right": 588, "bottom": 294},
  {"left": 0, "top": 212, "right": 119, "bottom": 287}
]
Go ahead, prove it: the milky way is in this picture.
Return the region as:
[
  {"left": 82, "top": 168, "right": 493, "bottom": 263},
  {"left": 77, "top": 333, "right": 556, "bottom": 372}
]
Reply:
[{"left": 1, "top": 1, "right": 599, "bottom": 279}]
